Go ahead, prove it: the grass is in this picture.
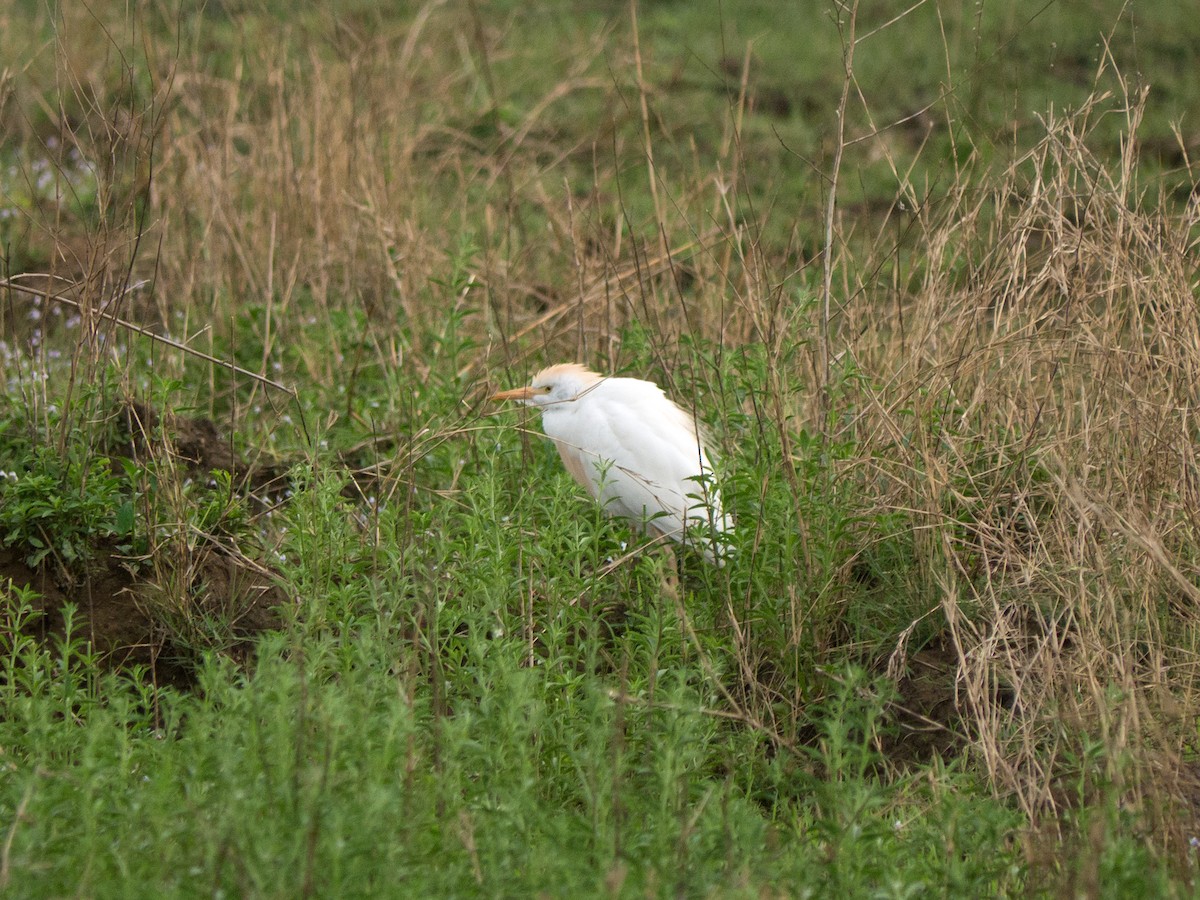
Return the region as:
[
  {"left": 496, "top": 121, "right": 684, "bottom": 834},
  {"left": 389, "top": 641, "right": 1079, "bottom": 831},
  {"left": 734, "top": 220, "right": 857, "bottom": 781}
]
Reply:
[{"left": 2, "top": 0, "right": 1200, "bottom": 895}]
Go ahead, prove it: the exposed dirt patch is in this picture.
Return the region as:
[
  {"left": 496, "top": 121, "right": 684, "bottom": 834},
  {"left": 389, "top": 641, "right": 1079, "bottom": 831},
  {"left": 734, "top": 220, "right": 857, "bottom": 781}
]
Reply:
[
  {"left": 2, "top": 401, "right": 292, "bottom": 689},
  {"left": 1, "top": 538, "right": 286, "bottom": 690},
  {"left": 120, "top": 400, "right": 291, "bottom": 501},
  {"left": 885, "top": 636, "right": 968, "bottom": 764}
]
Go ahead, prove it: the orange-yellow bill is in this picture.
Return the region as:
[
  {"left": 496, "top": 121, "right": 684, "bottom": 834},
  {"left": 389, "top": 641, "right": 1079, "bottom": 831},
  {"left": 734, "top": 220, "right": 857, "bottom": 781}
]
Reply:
[{"left": 489, "top": 386, "right": 535, "bottom": 402}]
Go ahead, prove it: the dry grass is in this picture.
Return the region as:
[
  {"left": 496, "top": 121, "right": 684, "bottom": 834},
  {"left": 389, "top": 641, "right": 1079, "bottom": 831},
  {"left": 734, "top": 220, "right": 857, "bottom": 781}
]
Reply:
[{"left": 842, "top": 78, "right": 1200, "bottom": 851}]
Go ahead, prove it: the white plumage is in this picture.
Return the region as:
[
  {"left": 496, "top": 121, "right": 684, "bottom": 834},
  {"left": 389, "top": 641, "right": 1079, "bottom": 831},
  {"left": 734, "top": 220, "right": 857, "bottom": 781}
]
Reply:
[{"left": 490, "top": 363, "right": 731, "bottom": 562}]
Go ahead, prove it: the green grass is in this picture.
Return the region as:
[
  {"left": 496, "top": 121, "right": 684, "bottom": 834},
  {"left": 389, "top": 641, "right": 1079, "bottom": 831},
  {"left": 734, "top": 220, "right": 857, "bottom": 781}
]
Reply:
[
  {"left": 3, "top": 0, "right": 1200, "bottom": 896},
  {"left": 1, "top": 540, "right": 1028, "bottom": 897},
  {"left": 0, "top": 365, "right": 1173, "bottom": 896}
]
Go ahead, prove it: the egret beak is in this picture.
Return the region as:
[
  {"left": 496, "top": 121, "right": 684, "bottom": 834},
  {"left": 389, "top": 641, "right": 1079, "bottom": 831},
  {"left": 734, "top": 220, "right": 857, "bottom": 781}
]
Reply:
[{"left": 489, "top": 386, "right": 535, "bottom": 403}]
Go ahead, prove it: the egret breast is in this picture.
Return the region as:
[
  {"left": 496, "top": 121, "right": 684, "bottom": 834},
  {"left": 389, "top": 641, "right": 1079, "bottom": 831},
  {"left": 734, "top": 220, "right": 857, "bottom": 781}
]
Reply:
[{"left": 553, "top": 440, "right": 599, "bottom": 500}]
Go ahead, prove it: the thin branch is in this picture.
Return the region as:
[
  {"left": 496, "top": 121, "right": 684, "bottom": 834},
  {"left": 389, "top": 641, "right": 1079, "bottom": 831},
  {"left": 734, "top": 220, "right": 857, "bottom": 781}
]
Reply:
[
  {"left": 820, "top": 0, "right": 859, "bottom": 418},
  {"left": 0, "top": 275, "right": 297, "bottom": 398}
]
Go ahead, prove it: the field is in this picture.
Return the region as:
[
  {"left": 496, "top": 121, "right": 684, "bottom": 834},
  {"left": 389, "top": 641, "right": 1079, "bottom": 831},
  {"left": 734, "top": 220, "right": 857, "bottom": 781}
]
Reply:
[{"left": 2, "top": 0, "right": 1200, "bottom": 895}]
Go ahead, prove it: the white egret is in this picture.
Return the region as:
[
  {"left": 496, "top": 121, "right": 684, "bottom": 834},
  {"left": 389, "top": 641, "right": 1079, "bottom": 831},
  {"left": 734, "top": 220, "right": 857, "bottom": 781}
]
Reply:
[{"left": 490, "top": 363, "right": 731, "bottom": 562}]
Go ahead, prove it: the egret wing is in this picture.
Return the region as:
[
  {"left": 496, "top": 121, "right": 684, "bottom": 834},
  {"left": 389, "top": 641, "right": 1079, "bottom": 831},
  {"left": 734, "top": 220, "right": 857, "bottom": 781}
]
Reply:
[{"left": 581, "top": 380, "right": 719, "bottom": 537}]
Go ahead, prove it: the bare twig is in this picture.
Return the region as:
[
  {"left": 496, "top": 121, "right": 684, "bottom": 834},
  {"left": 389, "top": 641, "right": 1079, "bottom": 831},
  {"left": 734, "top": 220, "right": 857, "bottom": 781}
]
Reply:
[
  {"left": 0, "top": 275, "right": 296, "bottom": 398},
  {"left": 820, "top": 0, "right": 859, "bottom": 419}
]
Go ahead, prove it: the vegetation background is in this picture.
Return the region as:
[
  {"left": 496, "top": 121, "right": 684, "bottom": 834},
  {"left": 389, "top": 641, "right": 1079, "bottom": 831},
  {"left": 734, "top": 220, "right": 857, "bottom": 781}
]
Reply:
[{"left": 2, "top": 0, "right": 1199, "bottom": 895}]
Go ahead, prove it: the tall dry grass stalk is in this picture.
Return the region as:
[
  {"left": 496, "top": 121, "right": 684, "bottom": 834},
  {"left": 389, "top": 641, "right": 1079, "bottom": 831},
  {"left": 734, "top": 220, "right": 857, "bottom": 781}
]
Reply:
[
  {"left": 842, "top": 80, "right": 1200, "bottom": 848},
  {"left": 9, "top": 4, "right": 771, "bottom": 407},
  {"left": 149, "top": 5, "right": 739, "bottom": 399}
]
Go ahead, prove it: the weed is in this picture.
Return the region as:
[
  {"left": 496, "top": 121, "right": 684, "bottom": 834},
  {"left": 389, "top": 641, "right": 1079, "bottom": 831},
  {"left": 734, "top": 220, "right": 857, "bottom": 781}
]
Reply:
[{"left": 0, "top": 445, "right": 134, "bottom": 570}]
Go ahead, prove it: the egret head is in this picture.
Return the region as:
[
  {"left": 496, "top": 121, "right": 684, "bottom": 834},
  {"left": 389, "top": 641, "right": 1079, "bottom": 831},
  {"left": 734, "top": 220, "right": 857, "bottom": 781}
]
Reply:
[{"left": 489, "top": 364, "right": 603, "bottom": 411}]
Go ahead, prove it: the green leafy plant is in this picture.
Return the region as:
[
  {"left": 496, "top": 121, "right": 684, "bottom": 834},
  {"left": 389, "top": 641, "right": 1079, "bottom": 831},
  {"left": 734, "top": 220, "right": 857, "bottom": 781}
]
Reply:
[{"left": 0, "top": 445, "right": 135, "bottom": 569}]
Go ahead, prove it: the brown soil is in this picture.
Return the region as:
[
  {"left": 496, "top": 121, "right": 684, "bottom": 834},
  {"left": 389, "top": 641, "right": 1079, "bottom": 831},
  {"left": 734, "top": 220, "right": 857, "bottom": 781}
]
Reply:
[
  {"left": 1, "top": 541, "right": 283, "bottom": 689},
  {"left": 1, "top": 401, "right": 291, "bottom": 689},
  {"left": 886, "top": 636, "right": 967, "bottom": 764},
  {"left": 120, "top": 400, "right": 291, "bottom": 501}
]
